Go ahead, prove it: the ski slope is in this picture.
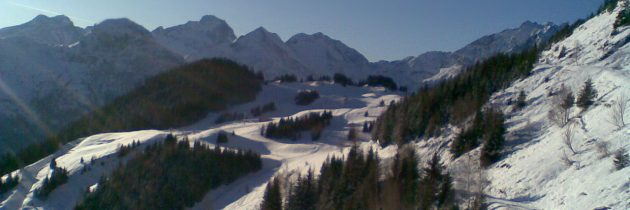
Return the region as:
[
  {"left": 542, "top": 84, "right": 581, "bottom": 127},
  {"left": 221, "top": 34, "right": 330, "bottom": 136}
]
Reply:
[{"left": 0, "top": 82, "right": 401, "bottom": 210}]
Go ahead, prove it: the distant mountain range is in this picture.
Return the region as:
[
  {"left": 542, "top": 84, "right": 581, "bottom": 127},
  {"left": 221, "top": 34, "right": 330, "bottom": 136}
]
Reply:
[
  {"left": 152, "top": 15, "right": 560, "bottom": 85},
  {"left": 0, "top": 14, "right": 558, "bottom": 151}
]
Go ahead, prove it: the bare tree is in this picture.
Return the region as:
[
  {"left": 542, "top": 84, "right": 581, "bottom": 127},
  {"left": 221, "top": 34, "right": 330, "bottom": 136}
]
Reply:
[
  {"left": 457, "top": 153, "right": 487, "bottom": 210},
  {"left": 608, "top": 95, "right": 628, "bottom": 129},
  {"left": 560, "top": 150, "right": 575, "bottom": 167},
  {"left": 548, "top": 108, "right": 568, "bottom": 126},
  {"left": 563, "top": 123, "right": 578, "bottom": 155},
  {"left": 548, "top": 85, "right": 573, "bottom": 126}
]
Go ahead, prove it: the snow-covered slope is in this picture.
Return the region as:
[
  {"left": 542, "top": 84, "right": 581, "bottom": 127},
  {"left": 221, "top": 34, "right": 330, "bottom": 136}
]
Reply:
[
  {"left": 0, "top": 82, "right": 401, "bottom": 209},
  {"left": 402, "top": 3, "right": 630, "bottom": 210},
  {"left": 0, "top": 16, "right": 184, "bottom": 150},
  {"left": 481, "top": 5, "right": 630, "bottom": 209}
]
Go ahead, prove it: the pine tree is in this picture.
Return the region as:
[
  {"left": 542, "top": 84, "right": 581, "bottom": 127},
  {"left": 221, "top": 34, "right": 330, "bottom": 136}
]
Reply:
[
  {"left": 397, "top": 148, "right": 420, "bottom": 209},
  {"left": 577, "top": 79, "right": 598, "bottom": 110},
  {"left": 49, "top": 157, "right": 57, "bottom": 169},
  {"left": 514, "top": 91, "right": 527, "bottom": 109},
  {"left": 287, "top": 171, "right": 317, "bottom": 210},
  {"left": 261, "top": 178, "right": 282, "bottom": 210},
  {"left": 480, "top": 109, "right": 506, "bottom": 167},
  {"left": 217, "top": 132, "right": 229, "bottom": 144},
  {"left": 613, "top": 148, "right": 629, "bottom": 170},
  {"left": 437, "top": 173, "right": 455, "bottom": 209},
  {"left": 347, "top": 127, "right": 358, "bottom": 141},
  {"left": 561, "top": 91, "right": 575, "bottom": 110},
  {"left": 419, "top": 153, "right": 444, "bottom": 210}
]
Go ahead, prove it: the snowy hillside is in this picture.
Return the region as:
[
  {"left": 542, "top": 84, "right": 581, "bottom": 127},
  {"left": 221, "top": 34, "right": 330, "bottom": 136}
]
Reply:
[
  {"left": 0, "top": 16, "right": 184, "bottom": 149},
  {"left": 401, "top": 3, "right": 630, "bottom": 210},
  {"left": 0, "top": 82, "right": 401, "bottom": 209},
  {"left": 3, "top": 7, "right": 628, "bottom": 209},
  {"left": 483, "top": 5, "right": 630, "bottom": 209},
  {"left": 0, "top": 13, "right": 558, "bottom": 150}
]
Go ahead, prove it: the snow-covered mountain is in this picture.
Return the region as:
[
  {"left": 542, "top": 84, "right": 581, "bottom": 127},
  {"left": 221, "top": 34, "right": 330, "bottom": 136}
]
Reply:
[
  {"left": 152, "top": 15, "right": 236, "bottom": 60},
  {"left": 286, "top": 32, "right": 373, "bottom": 79},
  {"left": 0, "top": 15, "right": 84, "bottom": 46},
  {"left": 379, "top": 21, "right": 560, "bottom": 84},
  {"left": 0, "top": 16, "right": 183, "bottom": 150},
  {"left": 0, "top": 12, "right": 560, "bottom": 155},
  {"left": 1, "top": 2, "right": 629, "bottom": 209},
  {"left": 228, "top": 27, "right": 311, "bottom": 77},
  {"left": 152, "top": 15, "right": 558, "bottom": 86}
]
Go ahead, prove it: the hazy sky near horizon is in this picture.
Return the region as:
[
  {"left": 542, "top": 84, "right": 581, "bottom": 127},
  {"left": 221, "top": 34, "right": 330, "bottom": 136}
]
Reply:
[{"left": 1, "top": 0, "right": 602, "bottom": 61}]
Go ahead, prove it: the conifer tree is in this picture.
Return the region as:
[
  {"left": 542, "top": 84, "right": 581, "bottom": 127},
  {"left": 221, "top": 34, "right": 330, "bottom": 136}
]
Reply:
[
  {"left": 397, "top": 148, "right": 420, "bottom": 209},
  {"left": 613, "top": 148, "right": 629, "bottom": 170},
  {"left": 480, "top": 109, "right": 506, "bottom": 167},
  {"left": 217, "top": 131, "right": 229, "bottom": 144},
  {"left": 577, "top": 79, "right": 598, "bottom": 110},
  {"left": 49, "top": 157, "right": 57, "bottom": 169},
  {"left": 287, "top": 170, "right": 317, "bottom": 210},
  {"left": 261, "top": 178, "right": 282, "bottom": 210},
  {"left": 437, "top": 172, "right": 455, "bottom": 209},
  {"left": 514, "top": 91, "right": 527, "bottom": 109}
]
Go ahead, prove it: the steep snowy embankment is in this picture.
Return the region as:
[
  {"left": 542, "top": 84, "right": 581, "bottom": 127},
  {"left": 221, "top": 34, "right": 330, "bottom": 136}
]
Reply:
[{"left": 482, "top": 6, "right": 630, "bottom": 209}]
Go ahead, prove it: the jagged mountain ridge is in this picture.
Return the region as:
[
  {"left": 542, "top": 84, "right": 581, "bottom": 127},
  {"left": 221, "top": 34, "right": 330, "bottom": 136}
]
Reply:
[
  {"left": 151, "top": 15, "right": 559, "bottom": 86},
  {"left": 0, "top": 13, "right": 556, "bottom": 152}
]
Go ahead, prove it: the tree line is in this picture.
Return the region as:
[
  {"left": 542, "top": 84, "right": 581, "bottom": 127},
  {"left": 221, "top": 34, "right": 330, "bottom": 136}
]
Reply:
[
  {"left": 262, "top": 111, "right": 333, "bottom": 141},
  {"left": 75, "top": 134, "right": 262, "bottom": 209},
  {"left": 260, "top": 146, "right": 459, "bottom": 210}
]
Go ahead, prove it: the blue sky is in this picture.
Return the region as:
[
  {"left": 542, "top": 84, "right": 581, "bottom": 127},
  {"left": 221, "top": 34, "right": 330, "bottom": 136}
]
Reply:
[{"left": 1, "top": 0, "right": 602, "bottom": 61}]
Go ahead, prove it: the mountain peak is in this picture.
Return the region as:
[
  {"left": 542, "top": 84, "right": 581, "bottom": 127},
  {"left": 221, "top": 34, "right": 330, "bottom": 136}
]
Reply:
[
  {"left": 0, "top": 14, "right": 82, "bottom": 45},
  {"left": 519, "top": 20, "right": 544, "bottom": 29},
  {"left": 93, "top": 18, "right": 151, "bottom": 37},
  {"left": 287, "top": 32, "right": 333, "bottom": 44},
  {"left": 242, "top": 27, "right": 281, "bottom": 42},
  {"left": 200, "top": 15, "right": 223, "bottom": 23},
  {"left": 252, "top": 26, "right": 270, "bottom": 34},
  {"left": 29, "top": 14, "right": 74, "bottom": 26}
]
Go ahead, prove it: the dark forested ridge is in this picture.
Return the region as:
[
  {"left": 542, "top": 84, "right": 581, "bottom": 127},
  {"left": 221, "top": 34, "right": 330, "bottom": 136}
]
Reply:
[
  {"left": 76, "top": 134, "right": 262, "bottom": 209},
  {"left": 0, "top": 58, "right": 263, "bottom": 177}
]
